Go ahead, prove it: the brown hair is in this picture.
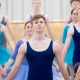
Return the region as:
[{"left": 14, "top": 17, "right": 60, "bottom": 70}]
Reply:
[
  {"left": 70, "top": 0, "right": 80, "bottom": 4},
  {"left": 31, "top": 14, "right": 46, "bottom": 25},
  {"left": 24, "top": 21, "right": 31, "bottom": 29},
  {"left": 71, "top": 9, "right": 76, "bottom": 15}
]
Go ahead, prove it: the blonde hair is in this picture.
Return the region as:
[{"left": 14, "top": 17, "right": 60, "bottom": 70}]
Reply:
[{"left": 32, "top": 0, "right": 41, "bottom": 4}]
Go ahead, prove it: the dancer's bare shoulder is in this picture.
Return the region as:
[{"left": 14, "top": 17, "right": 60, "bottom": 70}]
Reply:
[
  {"left": 18, "top": 42, "right": 27, "bottom": 55},
  {"left": 53, "top": 41, "right": 62, "bottom": 55}
]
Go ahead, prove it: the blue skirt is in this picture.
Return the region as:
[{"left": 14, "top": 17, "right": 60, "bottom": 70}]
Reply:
[
  {"left": 0, "top": 46, "right": 11, "bottom": 66},
  {"left": 52, "top": 66, "right": 64, "bottom": 80},
  {"left": 3, "top": 65, "right": 29, "bottom": 80}
]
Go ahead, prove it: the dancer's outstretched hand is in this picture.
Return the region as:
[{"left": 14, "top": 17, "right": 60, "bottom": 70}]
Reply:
[
  {"left": 0, "top": 65, "right": 6, "bottom": 76},
  {"left": 55, "top": 65, "right": 60, "bottom": 72}
]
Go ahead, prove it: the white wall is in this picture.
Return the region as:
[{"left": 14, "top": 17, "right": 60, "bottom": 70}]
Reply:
[
  {"left": 1, "top": 0, "right": 71, "bottom": 21},
  {"left": 62, "top": 0, "right": 71, "bottom": 20},
  {"left": 46, "top": 0, "right": 62, "bottom": 20}
]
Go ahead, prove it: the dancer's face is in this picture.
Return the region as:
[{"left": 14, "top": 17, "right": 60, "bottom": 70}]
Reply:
[
  {"left": 33, "top": 18, "right": 46, "bottom": 33},
  {"left": 32, "top": 0, "right": 41, "bottom": 10},
  {"left": 77, "top": 9, "right": 80, "bottom": 21},
  {"left": 71, "top": 1, "right": 80, "bottom": 9},
  {"left": 71, "top": 9, "right": 78, "bottom": 21},
  {"left": 25, "top": 23, "right": 33, "bottom": 36}
]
